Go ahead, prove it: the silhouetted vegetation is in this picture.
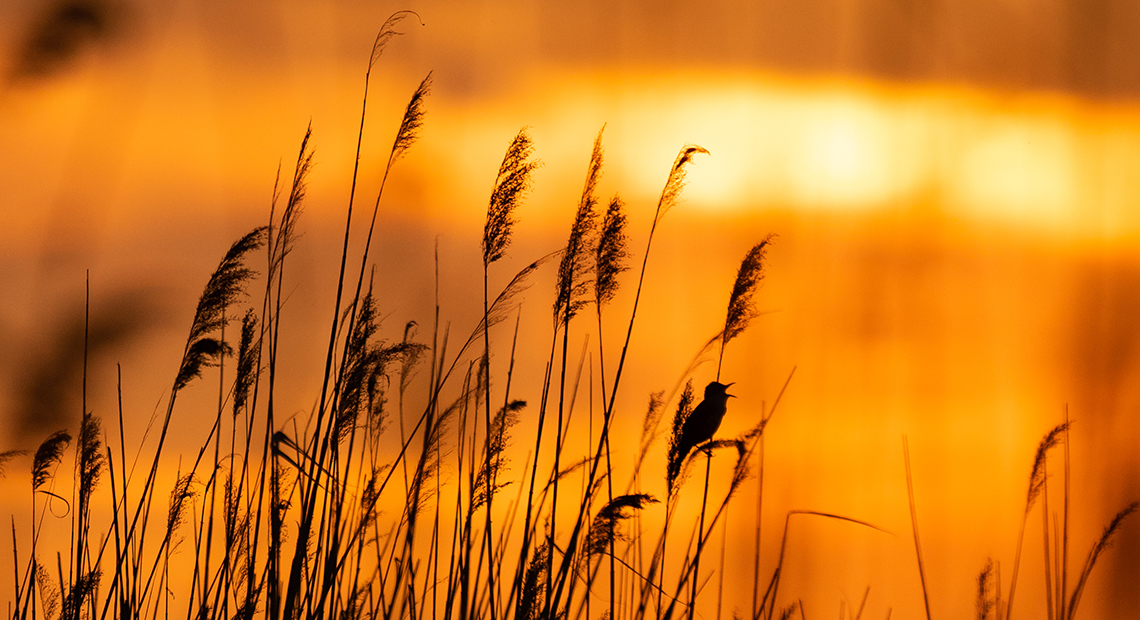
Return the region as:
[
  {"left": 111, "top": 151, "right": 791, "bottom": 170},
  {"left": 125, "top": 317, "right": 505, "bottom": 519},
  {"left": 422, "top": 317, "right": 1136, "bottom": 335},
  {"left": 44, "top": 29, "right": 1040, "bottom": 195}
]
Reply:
[{"left": 2, "top": 12, "right": 1135, "bottom": 620}]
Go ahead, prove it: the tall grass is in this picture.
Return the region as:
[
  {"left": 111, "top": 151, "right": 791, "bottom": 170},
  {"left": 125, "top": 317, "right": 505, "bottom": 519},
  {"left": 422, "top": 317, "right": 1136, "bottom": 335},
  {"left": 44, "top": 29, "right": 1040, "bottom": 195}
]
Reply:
[
  {"left": 908, "top": 416, "right": 1137, "bottom": 620},
  {"left": 3, "top": 13, "right": 1137, "bottom": 620}
]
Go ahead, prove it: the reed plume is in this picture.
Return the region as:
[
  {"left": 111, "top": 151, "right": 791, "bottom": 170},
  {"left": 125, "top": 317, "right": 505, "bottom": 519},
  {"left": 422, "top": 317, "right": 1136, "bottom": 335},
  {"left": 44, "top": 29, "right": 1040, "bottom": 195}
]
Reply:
[
  {"left": 718, "top": 434, "right": 754, "bottom": 498},
  {"left": 554, "top": 127, "right": 604, "bottom": 325},
  {"left": 36, "top": 560, "right": 59, "bottom": 620},
  {"left": 1065, "top": 501, "right": 1139, "bottom": 620},
  {"left": 232, "top": 309, "right": 259, "bottom": 417},
  {"left": 223, "top": 477, "right": 249, "bottom": 565},
  {"left": 335, "top": 289, "right": 383, "bottom": 445},
  {"left": 32, "top": 430, "right": 71, "bottom": 491},
  {"left": 653, "top": 145, "right": 709, "bottom": 227},
  {"left": 473, "top": 400, "right": 526, "bottom": 510},
  {"left": 1005, "top": 421, "right": 1070, "bottom": 620},
  {"left": 1026, "top": 421, "right": 1069, "bottom": 511},
  {"left": 718, "top": 236, "right": 773, "bottom": 379},
  {"left": 484, "top": 128, "right": 540, "bottom": 266},
  {"left": 167, "top": 474, "right": 198, "bottom": 551},
  {"left": 516, "top": 542, "right": 550, "bottom": 620},
  {"left": 368, "top": 11, "right": 422, "bottom": 70},
  {"left": 586, "top": 494, "right": 658, "bottom": 557},
  {"left": 398, "top": 321, "right": 427, "bottom": 402},
  {"left": 73, "top": 411, "right": 103, "bottom": 598},
  {"left": 0, "top": 449, "right": 27, "bottom": 477},
  {"left": 390, "top": 73, "right": 432, "bottom": 165},
  {"left": 269, "top": 124, "right": 313, "bottom": 277},
  {"left": 59, "top": 570, "right": 99, "bottom": 620},
  {"left": 368, "top": 338, "right": 427, "bottom": 434},
  {"left": 976, "top": 558, "right": 996, "bottom": 620},
  {"left": 76, "top": 413, "right": 102, "bottom": 510},
  {"left": 666, "top": 381, "right": 695, "bottom": 496},
  {"left": 175, "top": 227, "right": 266, "bottom": 393},
  {"left": 594, "top": 196, "right": 629, "bottom": 308},
  {"left": 636, "top": 390, "right": 666, "bottom": 468}
]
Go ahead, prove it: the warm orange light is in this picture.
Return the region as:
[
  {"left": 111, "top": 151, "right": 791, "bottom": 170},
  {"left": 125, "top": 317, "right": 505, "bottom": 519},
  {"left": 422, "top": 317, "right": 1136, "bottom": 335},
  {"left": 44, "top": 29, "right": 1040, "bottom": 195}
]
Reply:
[{"left": 5, "top": 21, "right": 1140, "bottom": 617}]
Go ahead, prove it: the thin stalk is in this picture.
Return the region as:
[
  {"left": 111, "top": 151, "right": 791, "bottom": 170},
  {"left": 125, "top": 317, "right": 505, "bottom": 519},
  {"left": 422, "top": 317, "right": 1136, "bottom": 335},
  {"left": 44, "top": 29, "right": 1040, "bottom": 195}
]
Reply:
[
  {"left": 549, "top": 146, "right": 708, "bottom": 616},
  {"left": 1060, "top": 408, "right": 1070, "bottom": 620},
  {"left": 716, "top": 506, "right": 728, "bottom": 620},
  {"left": 1042, "top": 465, "right": 1054, "bottom": 620},
  {"left": 752, "top": 430, "right": 765, "bottom": 620},
  {"left": 690, "top": 452, "right": 712, "bottom": 620},
  {"left": 903, "top": 437, "right": 932, "bottom": 620}
]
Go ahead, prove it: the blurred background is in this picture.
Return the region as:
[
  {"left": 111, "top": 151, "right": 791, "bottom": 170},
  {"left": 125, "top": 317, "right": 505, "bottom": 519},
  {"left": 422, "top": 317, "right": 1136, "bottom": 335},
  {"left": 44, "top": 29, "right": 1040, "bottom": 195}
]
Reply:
[{"left": 2, "top": 0, "right": 1140, "bottom": 617}]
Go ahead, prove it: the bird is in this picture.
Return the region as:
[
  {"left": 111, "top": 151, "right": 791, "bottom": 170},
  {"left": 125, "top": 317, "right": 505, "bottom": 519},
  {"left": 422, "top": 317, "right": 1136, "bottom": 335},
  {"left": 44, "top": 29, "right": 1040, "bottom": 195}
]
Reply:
[{"left": 668, "top": 381, "right": 735, "bottom": 490}]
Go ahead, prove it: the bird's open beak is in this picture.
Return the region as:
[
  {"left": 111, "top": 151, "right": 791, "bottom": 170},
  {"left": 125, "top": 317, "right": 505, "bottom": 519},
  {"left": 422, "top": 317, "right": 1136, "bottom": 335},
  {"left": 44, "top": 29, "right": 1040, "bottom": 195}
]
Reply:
[{"left": 726, "top": 382, "right": 736, "bottom": 398}]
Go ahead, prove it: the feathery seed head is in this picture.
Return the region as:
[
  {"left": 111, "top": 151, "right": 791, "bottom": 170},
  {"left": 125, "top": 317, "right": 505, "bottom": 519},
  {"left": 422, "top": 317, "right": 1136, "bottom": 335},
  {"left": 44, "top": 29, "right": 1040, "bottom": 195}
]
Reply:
[
  {"left": 0, "top": 450, "right": 27, "bottom": 478},
  {"left": 555, "top": 127, "right": 604, "bottom": 324},
  {"left": 1026, "top": 421, "right": 1070, "bottom": 511},
  {"left": 484, "top": 128, "right": 540, "bottom": 266},
  {"left": 594, "top": 195, "right": 629, "bottom": 307},
  {"left": 33, "top": 430, "right": 71, "bottom": 492},
  {"left": 232, "top": 309, "right": 259, "bottom": 417},
  {"left": 176, "top": 227, "right": 266, "bottom": 393},
  {"left": 654, "top": 144, "right": 709, "bottom": 226},
  {"left": 369, "top": 11, "right": 422, "bottom": 71},
  {"left": 723, "top": 236, "right": 773, "bottom": 347},
  {"left": 585, "top": 493, "right": 659, "bottom": 556},
  {"left": 270, "top": 126, "right": 314, "bottom": 277},
  {"left": 390, "top": 72, "right": 431, "bottom": 163}
]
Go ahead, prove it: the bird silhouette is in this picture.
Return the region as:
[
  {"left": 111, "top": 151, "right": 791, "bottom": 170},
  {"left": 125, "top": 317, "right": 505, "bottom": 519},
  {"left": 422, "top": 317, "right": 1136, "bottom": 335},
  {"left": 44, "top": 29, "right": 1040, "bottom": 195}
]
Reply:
[{"left": 668, "top": 382, "right": 735, "bottom": 490}]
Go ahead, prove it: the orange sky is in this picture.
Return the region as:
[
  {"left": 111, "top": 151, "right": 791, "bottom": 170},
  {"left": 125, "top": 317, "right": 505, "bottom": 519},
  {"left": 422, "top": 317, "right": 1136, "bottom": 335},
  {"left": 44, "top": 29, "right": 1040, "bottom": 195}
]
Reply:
[{"left": 2, "top": 1, "right": 1140, "bottom": 618}]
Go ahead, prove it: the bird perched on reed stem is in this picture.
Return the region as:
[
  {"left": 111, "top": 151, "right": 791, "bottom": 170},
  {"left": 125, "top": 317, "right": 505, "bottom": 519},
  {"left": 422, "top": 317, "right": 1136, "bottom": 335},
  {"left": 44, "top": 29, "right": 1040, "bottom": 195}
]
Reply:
[
  {"left": 667, "top": 381, "right": 736, "bottom": 493},
  {"left": 681, "top": 381, "right": 734, "bottom": 451}
]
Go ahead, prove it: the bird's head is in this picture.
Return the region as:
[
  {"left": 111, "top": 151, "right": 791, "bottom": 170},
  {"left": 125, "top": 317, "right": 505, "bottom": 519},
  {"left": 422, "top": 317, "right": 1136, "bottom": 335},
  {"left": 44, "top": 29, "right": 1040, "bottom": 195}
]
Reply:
[{"left": 704, "top": 381, "right": 736, "bottom": 401}]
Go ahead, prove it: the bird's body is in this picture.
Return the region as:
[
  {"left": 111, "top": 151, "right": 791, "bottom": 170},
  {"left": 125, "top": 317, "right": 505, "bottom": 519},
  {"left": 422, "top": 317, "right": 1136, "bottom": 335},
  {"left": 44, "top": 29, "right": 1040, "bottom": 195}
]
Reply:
[{"left": 678, "top": 381, "right": 735, "bottom": 459}]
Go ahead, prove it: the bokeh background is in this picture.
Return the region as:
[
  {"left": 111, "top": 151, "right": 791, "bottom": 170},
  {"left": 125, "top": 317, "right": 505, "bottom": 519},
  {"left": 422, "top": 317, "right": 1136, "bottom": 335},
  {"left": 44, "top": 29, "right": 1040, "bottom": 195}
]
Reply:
[{"left": 2, "top": 0, "right": 1140, "bottom": 617}]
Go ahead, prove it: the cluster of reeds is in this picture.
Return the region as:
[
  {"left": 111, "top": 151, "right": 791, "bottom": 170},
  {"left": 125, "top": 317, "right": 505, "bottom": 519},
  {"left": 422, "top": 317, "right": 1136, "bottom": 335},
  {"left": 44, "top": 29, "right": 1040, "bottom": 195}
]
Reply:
[
  {"left": 0, "top": 11, "right": 815, "bottom": 620},
  {"left": 904, "top": 415, "right": 1137, "bottom": 620},
  {"left": 974, "top": 416, "right": 1138, "bottom": 620}
]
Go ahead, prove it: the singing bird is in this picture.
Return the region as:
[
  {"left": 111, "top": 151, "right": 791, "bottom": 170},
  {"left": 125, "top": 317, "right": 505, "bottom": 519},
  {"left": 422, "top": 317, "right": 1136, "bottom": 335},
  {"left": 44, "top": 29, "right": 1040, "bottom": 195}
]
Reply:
[{"left": 679, "top": 381, "right": 735, "bottom": 458}]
